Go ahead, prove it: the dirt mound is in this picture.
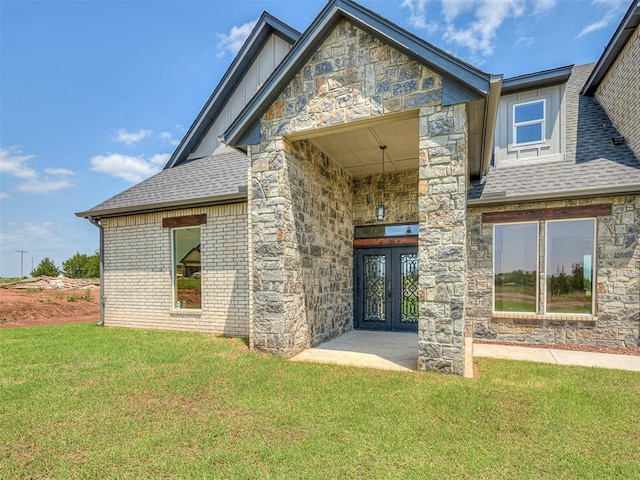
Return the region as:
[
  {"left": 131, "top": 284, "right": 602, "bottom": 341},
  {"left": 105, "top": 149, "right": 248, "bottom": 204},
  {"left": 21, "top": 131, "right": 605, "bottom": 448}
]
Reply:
[
  {"left": 0, "top": 287, "right": 100, "bottom": 328},
  {"left": 1, "top": 276, "right": 99, "bottom": 291}
]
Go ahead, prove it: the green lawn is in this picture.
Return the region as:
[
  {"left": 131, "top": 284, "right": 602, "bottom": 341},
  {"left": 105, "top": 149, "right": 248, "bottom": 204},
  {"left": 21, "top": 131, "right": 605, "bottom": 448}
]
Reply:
[{"left": 1, "top": 324, "right": 639, "bottom": 479}]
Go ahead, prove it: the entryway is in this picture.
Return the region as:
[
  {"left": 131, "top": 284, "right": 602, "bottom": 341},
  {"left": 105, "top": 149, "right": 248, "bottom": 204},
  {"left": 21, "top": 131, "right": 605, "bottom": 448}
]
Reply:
[
  {"left": 291, "top": 330, "right": 419, "bottom": 371},
  {"left": 354, "top": 245, "right": 419, "bottom": 332}
]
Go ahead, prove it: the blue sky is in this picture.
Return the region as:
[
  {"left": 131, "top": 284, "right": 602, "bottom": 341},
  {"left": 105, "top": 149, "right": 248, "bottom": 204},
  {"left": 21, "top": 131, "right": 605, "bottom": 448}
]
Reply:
[{"left": 0, "top": 0, "right": 631, "bottom": 277}]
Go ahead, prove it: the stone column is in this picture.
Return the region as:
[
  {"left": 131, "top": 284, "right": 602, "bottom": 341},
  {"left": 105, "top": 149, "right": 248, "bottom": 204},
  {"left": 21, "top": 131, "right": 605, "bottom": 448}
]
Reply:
[
  {"left": 249, "top": 138, "right": 310, "bottom": 356},
  {"left": 417, "top": 104, "right": 468, "bottom": 375}
]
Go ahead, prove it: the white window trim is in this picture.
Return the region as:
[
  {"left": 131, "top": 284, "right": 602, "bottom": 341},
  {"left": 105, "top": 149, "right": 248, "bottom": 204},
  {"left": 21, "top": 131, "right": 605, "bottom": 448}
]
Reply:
[
  {"left": 171, "top": 226, "right": 202, "bottom": 312},
  {"left": 492, "top": 221, "right": 539, "bottom": 314},
  {"left": 543, "top": 218, "right": 596, "bottom": 316},
  {"left": 512, "top": 99, "right": 546, "bottom": 147}
]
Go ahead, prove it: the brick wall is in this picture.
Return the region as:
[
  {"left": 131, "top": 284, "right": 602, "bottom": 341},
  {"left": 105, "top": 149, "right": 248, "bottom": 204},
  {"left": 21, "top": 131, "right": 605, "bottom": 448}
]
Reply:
[
  {"left": 595, "top": 25, "right": 640, "bottom": 158},
  {"left": 467, "top": 195, "right": 640, "bottom": 347},
  {"left": 102, "top": 203, "right": 249, "bottom": 336}
]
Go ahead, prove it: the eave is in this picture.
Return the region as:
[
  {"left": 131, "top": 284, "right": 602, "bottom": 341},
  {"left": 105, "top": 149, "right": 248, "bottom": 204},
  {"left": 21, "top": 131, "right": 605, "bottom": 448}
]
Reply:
[
  {"left": 222, "top": 0, "right": 492, "bottom": 150},
  {"left": 467, "top": 183, "right": 640, "bottom": 207},
  {"left": 164, "top": 12, "right": 300, "bottom": 169},
  {"left": 75, "top": 192, "right": 248, "bottom": 220},
  {"left": 501, "top": 65, "right": 574, "bottom": 95},
  {"left": 582, "top": 0, "right": 640, "bottom": 96}
]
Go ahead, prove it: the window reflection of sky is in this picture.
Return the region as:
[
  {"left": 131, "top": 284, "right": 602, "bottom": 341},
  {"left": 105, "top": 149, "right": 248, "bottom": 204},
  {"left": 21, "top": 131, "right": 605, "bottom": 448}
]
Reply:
[
  {"left": 547, "top": 220, "right": 594, "bottom": 277},
  {"left": 174, "top": 227, "right": 200, "bottom": 261},
  {"left": 494, "top": 223, "right": 537, "bottom": 274},
  {"left": 355, "top": 223, "right": 418, "bottom": 238}
]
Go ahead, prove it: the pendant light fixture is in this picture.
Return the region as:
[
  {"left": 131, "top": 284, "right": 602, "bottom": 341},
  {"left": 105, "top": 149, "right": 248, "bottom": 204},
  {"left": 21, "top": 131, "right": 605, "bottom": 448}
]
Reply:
[{"left": 376, "top": 145, "right": 387, "bottom": 222}]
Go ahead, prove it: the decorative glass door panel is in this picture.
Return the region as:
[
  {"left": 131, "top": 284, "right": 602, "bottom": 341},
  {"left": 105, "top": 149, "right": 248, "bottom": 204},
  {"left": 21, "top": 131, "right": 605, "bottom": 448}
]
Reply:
[
  {"left": 363, "top": 254, "right": 387, "bottom": 324},
  {"left": 355, "top": 247, "right": 418, "bottom": 332},
  {"left": 397, "top": 252, "right": 419, "bottom": 327}
]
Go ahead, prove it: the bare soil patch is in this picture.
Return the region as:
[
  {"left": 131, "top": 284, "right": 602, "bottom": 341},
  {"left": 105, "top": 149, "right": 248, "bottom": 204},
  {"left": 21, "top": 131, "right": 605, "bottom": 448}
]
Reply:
[{"left": 0, "top": 288, "right": 100, "bottom": 328}]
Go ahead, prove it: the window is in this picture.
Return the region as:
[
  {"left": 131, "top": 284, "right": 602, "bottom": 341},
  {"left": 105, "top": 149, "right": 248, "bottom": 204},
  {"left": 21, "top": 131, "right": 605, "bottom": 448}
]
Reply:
[
  {"left": 172, "top": 227, "right": 201, "bottom": 309},
  {"left": 494, "top": 223, "right": 538, "bottom": 312},
  {"left": 545, "top": 219, "right": 595, "bottom": 314},
  {"left": 493, "top": 218, "right": 596, "bottom": 315},
  {"left": 513, "top": 99, "right": 545, "bottom": 145}
]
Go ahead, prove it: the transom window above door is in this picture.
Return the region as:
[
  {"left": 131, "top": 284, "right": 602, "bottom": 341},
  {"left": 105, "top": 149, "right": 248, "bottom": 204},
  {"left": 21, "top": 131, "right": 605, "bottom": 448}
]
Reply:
[{"left": 354, "top": 223, "right": 418, "bottom": 239}]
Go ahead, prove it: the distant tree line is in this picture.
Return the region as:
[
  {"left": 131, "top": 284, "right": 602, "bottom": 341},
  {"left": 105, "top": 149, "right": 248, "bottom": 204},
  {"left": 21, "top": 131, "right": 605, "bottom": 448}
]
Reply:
[
  {"left": 31, "top": 251, "right": 100, "bottom": 278},
  {"left": 495, "top": 264, "right": 589, "bottom": 296},
  {"left": 495, "top": 269, "right": 536, "bottom": 287},
  {"left": 548, "top": 263, "right": 590, "bottom": 297}
]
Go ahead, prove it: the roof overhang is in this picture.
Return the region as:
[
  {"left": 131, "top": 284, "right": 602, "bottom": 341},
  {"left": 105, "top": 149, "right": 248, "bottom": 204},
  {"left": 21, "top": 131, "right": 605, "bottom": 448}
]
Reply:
[
  {"left": 222, "top": 0, "right": 493, "bottom": 150},
  {"left": 467, "top": 183, "right": 640, "bottom": 207},
  {"left": 75, "top": 192, "right": 247, "bottom": 220},
  {"left": 501, "top": 65, "right": 573, "bottom": 95},
  {"left": 164, "top": 12, "right": 300, "bottom": 169},
  {"left": 582, "top": 0, "right": 640, "bottom": 96}
]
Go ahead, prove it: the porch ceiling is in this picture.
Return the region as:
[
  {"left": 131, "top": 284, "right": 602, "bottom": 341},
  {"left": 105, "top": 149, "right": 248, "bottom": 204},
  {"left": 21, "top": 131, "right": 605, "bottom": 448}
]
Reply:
[{"left": 308, "top": 116, "right": 419, "bottom": 177}]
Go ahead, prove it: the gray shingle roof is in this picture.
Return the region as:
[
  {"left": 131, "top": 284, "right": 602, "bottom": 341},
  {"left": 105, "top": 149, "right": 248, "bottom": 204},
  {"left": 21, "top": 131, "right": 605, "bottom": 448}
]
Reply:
[
  {"left": 77, "top": 147, "right": 248, "bottom": 218},
  {"left": 468, "top": 63, "right": 640, "bottom": 203}
]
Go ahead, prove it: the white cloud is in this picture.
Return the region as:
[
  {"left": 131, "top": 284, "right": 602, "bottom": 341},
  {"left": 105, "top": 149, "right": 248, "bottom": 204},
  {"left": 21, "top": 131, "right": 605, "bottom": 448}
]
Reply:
[
  {"left": 442, "top": 0, "right": 527, "bottom": 59},
  {"left": 0, "top": 146, "right": 37, "bottom": 179},
  {"left": 17, "top": 178, "right": 75, "bottom": 194},
  {"left": 0, "top": 192, "right": 10, "bottom": 199},
  {"left": 441, "top": 0, "right": 477, "bottom": 23},
  {"left": 515, "top": 36, "right": 534, "bottom": 46},
  {"left": 0, "top": 146, "right": 75, "bottom": 194},
  {"left": 0, "top": 221, "right": 60, "bottom": 245},
  {"left": 216, "top": 19, "right": 257, "bottom": 57},
  {"left": 402, "top": 0, "right": 428, "bottom": 28},
  {"left": 90, "top": 153, "right": 170, "bottom": 183},
  {"left": 113, "top": 128, "right": 153, "bottom": 145},
  {"left": 576, "top": 0, "right": 627, "bottom": 38},
  {"left": 532, "top": 0, "right": 556, "bottom": 14},
  {"left": 159, "top": 131, "right": 180, "bottom": 147},
  {"left": 44, "top": 168, "right": 76, "bottom": 176}
]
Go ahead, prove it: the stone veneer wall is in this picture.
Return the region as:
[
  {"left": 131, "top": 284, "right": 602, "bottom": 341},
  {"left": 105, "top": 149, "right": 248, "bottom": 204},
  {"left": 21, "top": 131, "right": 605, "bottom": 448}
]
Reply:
[
  {"left": 249, "top": 138, "right": 352, "bottom": 354},
  {"left": 418, "top": 104, "right": 469, "bottom": 374},
  {"left": 102, "top": 203, "right": 249, "bottom": 336},
  {"left": 467, "top": 196, "right": 640, "bottom": 347},
  {"left": 251, "top": 19, "right": 459, "bottom": 362},
  {"left": 595, "top": 25, "right": 640, "bottom": 158},
  {"left": 261, "top": 20, "right": 443, "bottom": 137},
  {"left": 352, "top": 169, "right": 418, "bottom": 225}
]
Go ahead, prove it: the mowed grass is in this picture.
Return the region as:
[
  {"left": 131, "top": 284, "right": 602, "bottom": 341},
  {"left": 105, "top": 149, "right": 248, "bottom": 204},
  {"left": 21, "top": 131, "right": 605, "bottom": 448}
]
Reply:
[{"left": 1, "top": 324, "right": 639, "bottom": 479}]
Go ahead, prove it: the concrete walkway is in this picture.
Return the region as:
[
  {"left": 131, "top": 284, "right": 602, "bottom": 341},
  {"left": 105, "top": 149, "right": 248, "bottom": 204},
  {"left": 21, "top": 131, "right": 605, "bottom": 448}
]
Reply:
[
  {"left": 474, "top": 343, "right": 640, "bottom": 372},
  {"left": 290, "top": 331, "right": 640, "bottom": 373}
]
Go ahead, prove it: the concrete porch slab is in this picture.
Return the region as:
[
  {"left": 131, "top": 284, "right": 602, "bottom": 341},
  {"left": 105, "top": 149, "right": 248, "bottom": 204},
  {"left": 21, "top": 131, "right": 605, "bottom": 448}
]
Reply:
[
  {"left": 290, "top": 333, "right": 640, "bottom": 374},
  {"left": 290, "top": 330, "right": 418, "bottom": 372}
]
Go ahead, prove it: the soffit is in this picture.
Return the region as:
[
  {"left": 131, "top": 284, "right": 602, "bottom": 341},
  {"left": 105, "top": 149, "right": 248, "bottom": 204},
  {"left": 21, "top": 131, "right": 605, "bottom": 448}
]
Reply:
[{"left": 309, "top": 116, "right": 418, "bottom": 177}]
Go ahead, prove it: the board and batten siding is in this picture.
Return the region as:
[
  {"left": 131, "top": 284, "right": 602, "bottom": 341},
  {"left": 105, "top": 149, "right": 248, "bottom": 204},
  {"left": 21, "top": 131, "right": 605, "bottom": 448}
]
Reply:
[
  {"left": 493, "top": 84, "right": 566, "bottom": 167},
  {"left": 187, "top": 34, "right": 293, "bottom": 160}
]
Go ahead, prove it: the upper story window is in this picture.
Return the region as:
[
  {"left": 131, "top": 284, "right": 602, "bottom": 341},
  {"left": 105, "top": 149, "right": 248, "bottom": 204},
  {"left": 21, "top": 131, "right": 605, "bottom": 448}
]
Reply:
[{"left": 513, "top": 99, "right": 545, "bottom": 146}]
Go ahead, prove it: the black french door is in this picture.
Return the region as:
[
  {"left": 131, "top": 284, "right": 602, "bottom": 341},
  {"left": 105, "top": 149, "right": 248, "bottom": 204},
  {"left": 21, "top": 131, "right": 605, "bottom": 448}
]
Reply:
[{"left": 354, "top": 247, "right": 419, "bottom": 332}]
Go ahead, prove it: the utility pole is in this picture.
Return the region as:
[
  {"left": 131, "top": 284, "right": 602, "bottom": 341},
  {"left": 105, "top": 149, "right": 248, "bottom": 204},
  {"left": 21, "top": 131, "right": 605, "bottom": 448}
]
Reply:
[
  {"left": 31, "top": 257, "right": 34, "bottom": 276},
  {"left": 16, "top": 250, "right": 27, "bottom": 278}
]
